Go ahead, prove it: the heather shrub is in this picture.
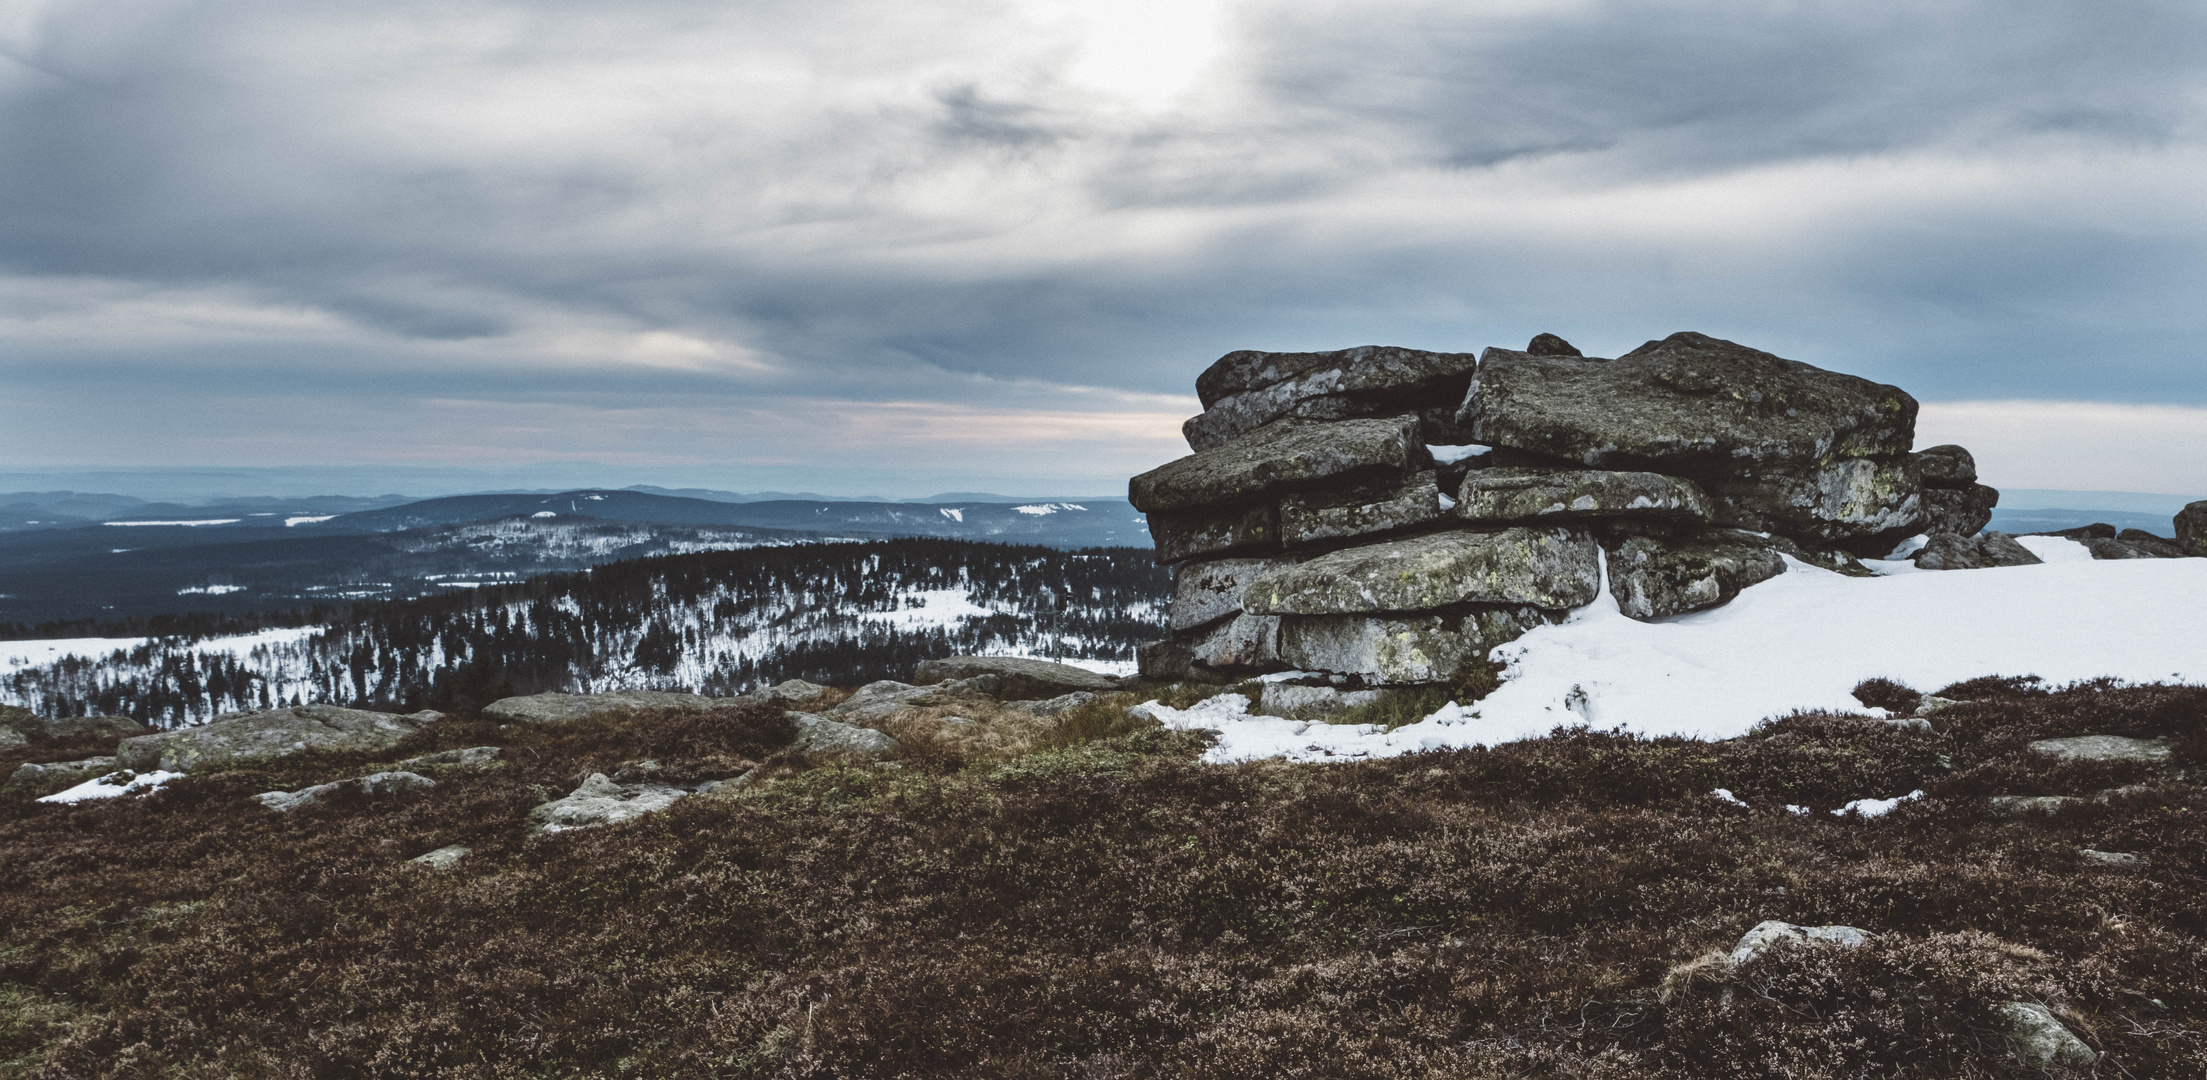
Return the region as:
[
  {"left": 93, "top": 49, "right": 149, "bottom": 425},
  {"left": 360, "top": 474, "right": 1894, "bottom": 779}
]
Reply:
[{"left": 1851, "top": 676, "right": 1922, "bottom": 712}]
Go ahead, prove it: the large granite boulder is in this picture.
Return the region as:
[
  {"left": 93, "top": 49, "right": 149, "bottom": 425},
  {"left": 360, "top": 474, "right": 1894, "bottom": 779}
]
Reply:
[
  {"left": 2178, "top": 500, "right": 2207, "bottom": 555},
  {"left": 1277, "top": 608, "right": 1546, "bottom": 684},
  {"left": 2111, "top": 530, "right": 2193, "bottom": 559},
  {"left": 1243, "top": 527, "right": 1600, "bottom": 615},
  {"left": 1911, "top": 531, "right": 2041, "bottom": 570},
  {"left": 483, "top": 690, "right": 720, "bottom": 724},
  {"left": 1604, "top": 530, "right": 1787, "bottom": 620},
  {"left": 1184, "top": 346, "right": 1481, "bottom": 451},
  {"left": 1910, "top": 444, "right": 1977, "bottom": 488},
  {"left": 1703, "top": 457, "right": 1927, "bottom": 552},
  {"left": 253, "top": 770, "right": 436, "bottom": 812},
  {"left": 912, "top": 655, "right": 1115, "bottom": 699},
  {"left": 1459, "top": 332, "right": 1917, "bottom": 475},
  {"left": 115, "top": 705, "right": 437, "bottom": 773},
  {"left": 1171, "top": 555, "right": 1303, "bottom": 633},
  {"left": 1129, "top": 415, "right": 1421, "bottom": 514},
  {"left": 1918, "top": 483, "right": 1998, "bottom": 537},
  {"left": 1456, "top": 467, "right": 1710, "bottom": 524},
  {"left": 1279, "top": 472, "right": 1444, "bottom": 547},
  {"left": 1145, "top": 502, "right": 1278, "bottom": 563}
]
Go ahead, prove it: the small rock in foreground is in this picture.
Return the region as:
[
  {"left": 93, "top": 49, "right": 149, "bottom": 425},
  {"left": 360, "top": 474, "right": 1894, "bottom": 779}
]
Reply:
[
  {"left": 407, "top": 844, "right": 470, "bottom": 870},
  {"left": 529, "top": 774, "right": 687, "bottom": 832},
  {"left": 2027, "top": 735, "right": 2172, "bottom": 764},
  {"left": 254, "top": 771, "right": 436, "bottom": 813},
  {"left": 1728, "top": 920, "right": 1871, "bottom": 966},
  {"left": 1992, "top": 1001, "right": 2096, "bottom": 1071}
]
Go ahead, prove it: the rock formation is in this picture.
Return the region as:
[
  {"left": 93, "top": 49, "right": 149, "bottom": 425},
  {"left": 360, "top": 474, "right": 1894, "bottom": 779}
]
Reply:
[{"left": 1130, "top": 332, "right": 1969, "bottom": 686}]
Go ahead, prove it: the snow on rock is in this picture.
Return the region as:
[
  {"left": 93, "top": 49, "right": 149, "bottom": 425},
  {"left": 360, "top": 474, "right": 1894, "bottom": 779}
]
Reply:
[
  {"left": 37, "top": 770, "right": 184, "bottom": 804},
  {"left": 2014, "top": 535, "right": 2094, "bottom": 563},
  {"left": 1834, "top": 790, "right": 1923, "bottom": 818},
  {"left": 1139, "top": 555, "right": 2207, "bottom": 761}
]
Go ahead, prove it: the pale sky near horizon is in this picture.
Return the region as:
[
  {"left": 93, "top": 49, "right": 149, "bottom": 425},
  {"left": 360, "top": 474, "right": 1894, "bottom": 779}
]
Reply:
[{"left": 4, "top": 0, "right": 2206, "bottom": 498}]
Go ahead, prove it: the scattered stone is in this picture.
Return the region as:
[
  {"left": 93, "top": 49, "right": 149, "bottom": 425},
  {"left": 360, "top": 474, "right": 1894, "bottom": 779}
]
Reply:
[
  {"left": 1881, "top": 716, "right": 1935, "bottom": 734},
  {"left": 788, "top": 713, "right": 900, "bottom": 754},
  {"left": 253, "top": 770, "right": 436, "bottom": 813},
  {"left": 1456, "top": 467, "right": 1710, "bottom": 525},
  {"left": 1171, "top": 555, "right": 1303, "bottom": 633},
  {"left": 1129, "top": 415, "right": 1422, "bottom": 514},
  {"left": 2078, "top": 848, "right": 2146, "bottom": 868},
  {"left": 407, "top": 844, "right": 470, "bottom": 870},
  {"left": 1991, "top": 1001, "right": 2096, "bottom": 1071},
  {"left": 116, "top": 704, "right": 436, "bottom": 773},
  {"left": 1727, "top": 920, "right": 1871, "bottom": 966},
  {"left": 2027, "top": 735, "right": 2171, "bottom": 764},
  {"left": 1911, "top": 531, "right": 2041, "bottom": 570},
  {"left": 1002, "top": 692, "right": 1101, "bottom": 718},
  {"left": 694, "top": 773, "right": 755, "bottom": 794},
  {"left": 913, "top": 655, "right": 1116, "bottom": 699},
  {"left": 1183, "top": 347, "right": 1481, "bottom": 451},
  {"left": 1918, "top": 483, "right": 1998, "bottom": 536},
  {"left": 1460, "top": 332, "right": 1917, "bottom": 475},
  {"left": 482, "top": 690, "right": 722, "bottom": 724},
  {"left": 1188, "top": 614, "right": 1283, "bottom": 670},
  {"left": 1146, "top": 502, "right": 1279, "bottom": 563},
  {"left": 1277, "top": 608, "right": 1545, "bottom": 685},
  {"left": 1604, "top": 530, "right": 1787, "bottom": 620},
  {"left": 758, "top": 679, "right": 831, "bottom": 706},
  {"left": 1986, "top": 795, "right": 2085, "bottom": 817},
  {"left": 529, "top": 773, "right": 686, "bottom": 832},
  {"left": 8, "top": 756, "right": 117, "bottom": 786},
  {"left": 1911, "top": 444, "right": 1978, "bottom": 488},
  {"left": 1915, "top": 696, "right": 1960, "bottom": 715},
  {"left": 2176, "top": 500, "right": 2207, "bottom": 555},
  {"left": 1260, "top": 683, "right": 1386, "bottom": 718},
  {"left": 1278, "top": 472, "right": 1443, "bottom": 547},
  {"left": 1243, "top": 527, "right": 1601, "bottom": 615},
  {"left": 395, "top": 746, "right": 501, "bottom": 771}
]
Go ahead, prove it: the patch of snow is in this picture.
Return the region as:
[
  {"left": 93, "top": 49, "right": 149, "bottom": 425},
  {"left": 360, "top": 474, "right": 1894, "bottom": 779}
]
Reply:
[
  {"left": 176, "top": 584, "right": 246, "bottom": 595},
  {"left": 38, "top": 770, "right": 184, "bottom": 804},
  {"left": 1438, "top": 492, "right": 1458, "bottom": 511},
  {"left": 1884, "top": 534, "right": 1930, "bottom": 559},
  {"left": 103, "top": 519, "right": 241, "bottom": 527},
  {"left": 284, "top": 515, "right": 336, "bottom": 527},
  {"left": 939, "top": 507, "right": 965, "bottom": 522},
  {"left": 1835, "top": 790, "right": 1923, "bottom": 818},
  {"left": 2015, "top": 535, "right": 2094, "bottom": 563},
  {"left": 1712, "top": 788, "right": 1748, "bottom": 808},
  {"left": 1013, "top": 504, "right": 1061, "bottom": 515},
  {"left": 3, "top": 637, "right": 150, "bottom": 674},
  {"left": 858, "top": 588, "right": 1000, "bottom": 629},
  {"left": 1786, "top": 805, "right": 1811, "bottom": 815},
  {"left": 1427, "top": 444, "right": 1492, "bottom": 464}
]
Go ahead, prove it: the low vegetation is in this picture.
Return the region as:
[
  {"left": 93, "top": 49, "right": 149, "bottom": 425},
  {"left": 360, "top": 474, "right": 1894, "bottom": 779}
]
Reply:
[{"left": 1, "top": 678, "right": 2202, "bottom": 1077}]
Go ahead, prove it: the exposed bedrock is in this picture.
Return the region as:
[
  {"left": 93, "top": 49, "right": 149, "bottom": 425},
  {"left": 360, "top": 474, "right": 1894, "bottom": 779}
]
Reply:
[{"left": 1242, "top": 528, "right": 1601, "bottom": 616}]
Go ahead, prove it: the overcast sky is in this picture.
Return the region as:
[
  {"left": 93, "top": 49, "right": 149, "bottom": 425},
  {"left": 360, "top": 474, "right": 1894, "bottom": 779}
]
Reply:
[{"left": 4, "top": 0, "right": 2206, "bottom": 498}]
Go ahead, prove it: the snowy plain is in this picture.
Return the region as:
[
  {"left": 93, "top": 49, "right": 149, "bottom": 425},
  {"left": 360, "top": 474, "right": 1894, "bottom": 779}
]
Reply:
[{"left": 1137, "top": 538, "right": 2207, "bottom": 764}]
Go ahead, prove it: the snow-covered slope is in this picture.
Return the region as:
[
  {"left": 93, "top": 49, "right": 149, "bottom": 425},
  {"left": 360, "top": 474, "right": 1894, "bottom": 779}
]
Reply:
[{"left": 1143, "top": 538, "right": 2207, "bottom": 762}]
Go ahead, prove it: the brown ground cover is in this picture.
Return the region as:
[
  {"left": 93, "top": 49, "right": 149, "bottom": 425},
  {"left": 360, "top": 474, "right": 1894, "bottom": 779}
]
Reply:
[{"left": 0, "top": 679, "right": 2201, "bottom": 1078}]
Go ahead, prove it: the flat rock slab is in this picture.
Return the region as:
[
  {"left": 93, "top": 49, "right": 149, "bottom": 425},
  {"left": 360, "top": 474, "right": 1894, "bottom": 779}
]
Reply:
[
  {"left": 255, "top": 770, "right": 436, "bottom": 812},
  {"left": 1146, "top": 502, "right": 1279, "bottom": 564},
  {"left": 913, "top": 655, "right": 1115, "bottom": 699},
  {"left": 1279, "top": 472, "right": 1442, "bottom": 547},
  {"left": 1259, "top": 683, "right": 1385, "bottom": 719},
  {"left": 1912, "top": 531, "right": 2040, "bottom": 570},
  {"left": 396, "top": 746, "right": 501, "bottom": 770},
  {"left": 116, "top": 705, "right": 436, "bottom": 773},
  {"left": 1002, "top": 691, "right": 1101, "bottom": 718},
  {"left": 1171, "top": 555, "right": 1303, "bottom": 632},
  {"left": 2027, "top": 735, "right": 2172, "bottom": 763},
  {"left": 1129, "top": 415, "right": 1420, "bottom": 513},
  {"left": 825, "top": 677, "right": 1002, "bottom": 722},
  {"left": 1705, "top": 458, "right": 1926, "bottom": 551},
  {"left": 789, "top": 713, "right": 900, "bottom": 754},
  {"left": 1456, "top": 467, "right": 1709, "bottom": 524},
  {"left": 1188, "top": 614, "right": 1283, "bottom": 670},
  {"left": 530, "top": 773, "right": 687, "bottom": 832},
  {"left": 1460, "top": 332, "right": 1917, "bottom": 474},
  {"left": 1605, "top": 530, "right": 1787, "bottom": 620},
  {"left": 483, "top": 690, "right": 723, "bottom": 723},
  {"left": 1244, "top": 527, "right": 1600, "bottom": 615},
  {"left": 1195, "top": 345, "right": 1479, "bottom": 410},
  {"left": 407, "top": 844, "right": 470, "bottom": 870},
  {"left": 1184, "top": 346, "right": 1480, "bottom": 450}
]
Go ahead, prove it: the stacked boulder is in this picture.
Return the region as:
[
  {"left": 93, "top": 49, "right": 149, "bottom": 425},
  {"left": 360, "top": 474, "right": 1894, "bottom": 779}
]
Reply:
[{"left": 1132, "top": 332, "right": 1970, "bottom": 686}]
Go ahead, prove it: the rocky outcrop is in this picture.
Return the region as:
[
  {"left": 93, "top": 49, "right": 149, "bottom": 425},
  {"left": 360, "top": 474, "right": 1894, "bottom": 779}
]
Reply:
[
  {"left": 116, "top": 705, "right": 436, "bottom": 773},
  {"left": 1, "top": 711, "right": 145, "bottom": 744},
  {"left": 789, "top": 712, "right": 900, "bottom": 754},
  {"left": 254, "top": 770, "right": 435, "bottom": 812},
  {"left": 395, "top": 746, "right": 501, "bottom": 771},
  {"left": 912, "top": 656, "right": 1116, "bottom": 700},
  {"left": 484, "top": 690, "right": 720, "bottom": 723},
  {"left": 2178, "top": 500, "right": 2207, "bottom": 555},
  {"left": 1138, "top": 331, "right": 1987, "bottom": 684},
  {"left": 8, "top": 757, "right": 118, "bottom": 786},
  {"left": 1910, "top": 531, "right": 2040, "bottom": 570},
  {"left": 530, "top": 773, "right": 688, "bottom": 832}
]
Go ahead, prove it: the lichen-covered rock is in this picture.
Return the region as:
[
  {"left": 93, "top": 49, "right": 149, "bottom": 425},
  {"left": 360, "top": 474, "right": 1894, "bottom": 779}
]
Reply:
[
  {"left": 1146, "top": 501, "right": 1278, "bottom": 563},
  {"left": 2027, "top": 735, "right": 2171, "bottom": 763},
  {"left": 1919, "top": 483, "right": 1997, "bottom": 536},
  {"left": 1986, "top": 795, "right": 2085, "bottom": 817},
  {"left": 395, "top": 746, "right": 501, "bottom": 771},
  {"left": 1277, "top": 608, "right": 1545, "bottom": 684},
  {"left": 1188, "top": 614, "right": 1283, "bottom": 670},
  {"left": 1002, "top": 692, "right": 1100, "bottom": 718},
  {"left": 913, "top": 656, "right": 1115, "bottom": 699},
  {"left": 1911, "top": 531, "right": 2041, "bottom": 570},
  {"left": 1279, "top": 472, "right": 1443, "bottom": 547},
  {"left": 757, "top": 679, "right": 832, "bottom": 706},
  {"left": 1129, "top": 415, "right": 1421, "bottom": 513},
  {"left": 1604, "top": 530, "right": 1787, "bottom": 620},
  {"left": 1171, "top": 555, "right": 1302, "bottom": 632},
  {"left": 1456, "top": 467, "right": 1709, "bottom": 524},
  {"left": 529, "top": 773, "right": 686, "bottom": 832},
  {"left": 483, "top": 690, "right": 720, "bottom": 724},
  {"left": 1460, "top": 332, "right": 1917, "bottom": 475},
  {"left": 254, "top": 770, "right": 436, "bottom": 812},
  {"left": 1911, "top": 444, "right": 1977, "bottom": 488},
  {"left": 1992, "top": 1002, "right": 2096, "bottom": 1071},
  {"left": 1260, "top": 683, "right": 1386, "bottom": 718},
  {"left": 116, "top": 705, "right": 436, "bottom": 773},
  {"left": 0, "top": 712, "right": 144, "bottom": 743},
  {"left": 1244, "top": 528, "right": 1600, "bottom": 615},
  {"left": 1183, "top": 347, "right": 1481, "bottom": 451},
  {"left": 1704, "top": 457, "right": 1927, "bottom": 552},
  {"left": 8, "top": 756, "right": 117, "bottom": 786},
  {"left": 1728, "top": 920, "right": 1871, "bottom": 966},
  {"left": 788, "top": 713, "right": 900, "bottom": 754},
  {"left": 2177, "top": 500, "right": 2207, "bottom": 555}
]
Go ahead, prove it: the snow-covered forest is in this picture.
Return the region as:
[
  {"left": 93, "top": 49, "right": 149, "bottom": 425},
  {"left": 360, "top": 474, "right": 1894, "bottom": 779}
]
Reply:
[{"left": 0, "top": 539, "right": 1168, "bottom": 725}]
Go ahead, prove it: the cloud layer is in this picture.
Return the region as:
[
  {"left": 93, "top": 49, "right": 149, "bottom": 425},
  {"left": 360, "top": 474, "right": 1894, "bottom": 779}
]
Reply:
[{"left": 3, "top": 0, "right": 2205, "bottom": 494}]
